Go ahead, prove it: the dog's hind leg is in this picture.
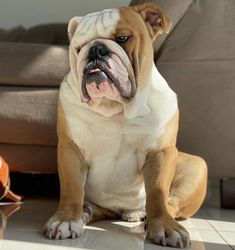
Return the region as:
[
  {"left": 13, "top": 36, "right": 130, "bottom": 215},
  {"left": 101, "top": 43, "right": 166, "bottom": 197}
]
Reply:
[
  {"left": 121, "top": 210, "right": 146, "bottom": 222},
  {"left": 83, "top": 202, "right": 119, "bottom": 225},
  {"left": 168, "top": 152, "right": 207, "bottom": 219}
]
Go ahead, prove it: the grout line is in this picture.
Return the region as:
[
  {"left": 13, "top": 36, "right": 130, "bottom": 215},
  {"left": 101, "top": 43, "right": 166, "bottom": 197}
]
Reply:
[
  {"left": 215, "top": 231, "right": 235, "bottom": 250},
  {"left": 207, "top": 220, "right": 234, "bottom": 250}
]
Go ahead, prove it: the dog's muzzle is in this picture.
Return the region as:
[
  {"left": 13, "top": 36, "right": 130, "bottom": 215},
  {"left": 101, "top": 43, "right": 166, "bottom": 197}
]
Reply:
[{"left": 82, "top": 43, "right": 134, "bottom": 103}]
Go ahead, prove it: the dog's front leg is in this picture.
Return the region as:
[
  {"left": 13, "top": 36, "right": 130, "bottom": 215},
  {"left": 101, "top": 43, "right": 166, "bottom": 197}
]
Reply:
[
  {"left": 143, "top": 146, "right": 190, "bottom": 248},
  {"left": 45, "top": 137, "right": 87, "bottom": 240}
]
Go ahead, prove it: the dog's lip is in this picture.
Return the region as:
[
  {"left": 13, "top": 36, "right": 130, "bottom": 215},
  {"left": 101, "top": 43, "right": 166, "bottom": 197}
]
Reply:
[
  {"left": 89, "top": 68, "right": 101, "bottom": 73},
  {"left": 83, "top": 60, "right": 111, "bottom": 77},
  {"left": 81, "top": 61, "right": 109, "bottom": 102},
  {"left": 82, "top": 60, "right": 132, "bottom": 103}
]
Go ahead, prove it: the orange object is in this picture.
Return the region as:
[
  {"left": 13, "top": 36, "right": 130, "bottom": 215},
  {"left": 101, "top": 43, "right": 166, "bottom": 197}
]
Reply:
[{"left": 0, "top": 156, "right": 23, "bottom": 202}]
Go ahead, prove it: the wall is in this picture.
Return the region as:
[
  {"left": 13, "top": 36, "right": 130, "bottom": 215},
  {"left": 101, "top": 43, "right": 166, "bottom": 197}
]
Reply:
[{"left": 0, "top": 0, "right": 129, "bottom": 29}]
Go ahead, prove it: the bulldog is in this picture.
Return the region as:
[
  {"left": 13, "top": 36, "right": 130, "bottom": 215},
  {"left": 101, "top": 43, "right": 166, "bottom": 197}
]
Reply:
[{"left": 45, "top": 3, "right": 207, "bottom": 248}]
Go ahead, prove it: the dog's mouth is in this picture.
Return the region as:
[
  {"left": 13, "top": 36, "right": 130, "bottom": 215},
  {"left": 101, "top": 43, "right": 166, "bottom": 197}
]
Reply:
[{"left": 81, "top": 56, "right": 134, "bottom": 105}]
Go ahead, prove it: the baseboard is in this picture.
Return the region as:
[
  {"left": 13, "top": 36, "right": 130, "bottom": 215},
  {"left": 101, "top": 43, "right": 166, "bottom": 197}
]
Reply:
[
  {"left": 10, "top": 172, "right": 59, "bottom": 198},
  {"left": 220, "top": 178, "right": 235, "bottom": 209}
]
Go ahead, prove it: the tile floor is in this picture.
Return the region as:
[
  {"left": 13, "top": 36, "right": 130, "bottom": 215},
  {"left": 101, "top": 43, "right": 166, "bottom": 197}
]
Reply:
[{"left": 0, "top": 198, "right": 234, "bottom": 250}]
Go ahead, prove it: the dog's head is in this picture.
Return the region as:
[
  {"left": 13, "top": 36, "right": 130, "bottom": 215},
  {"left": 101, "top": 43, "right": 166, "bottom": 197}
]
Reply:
[{"left": 68, "top": 3, "right": 171, "bottom": 117}]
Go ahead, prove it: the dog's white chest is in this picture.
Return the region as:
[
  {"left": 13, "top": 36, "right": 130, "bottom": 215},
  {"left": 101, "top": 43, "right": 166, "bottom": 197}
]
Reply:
[
  {"left": 83, "top": 117, "right": 152, "bottom": 169},
  {"left": 76, "top": 113, "right": 160, "bottom": 214}
]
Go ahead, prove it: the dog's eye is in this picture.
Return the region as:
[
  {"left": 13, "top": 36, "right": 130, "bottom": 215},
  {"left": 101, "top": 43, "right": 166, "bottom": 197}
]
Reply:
[
  {"left": 116, "top": 36, "right": 130, "bottom": 44},
  {"left": 76, "top": 48, "right": 81, "bottom": 54}
]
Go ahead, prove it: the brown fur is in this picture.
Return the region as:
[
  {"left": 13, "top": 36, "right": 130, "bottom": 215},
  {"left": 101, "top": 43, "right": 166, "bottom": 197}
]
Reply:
[
  {"left": 115, "top": 7, "right": 154, "bottom": 90},
  {"left": 168, "top": 152, "right": 207, "bottom": 218},
  {"left": 83, "top": 202, "right": 118, "bottom": 224},
  {"left": 54, "top": 102, "right": 88, "bottom": 221},
  {"left": 142, "top": 111, "right": 207, "bottom": 223}
]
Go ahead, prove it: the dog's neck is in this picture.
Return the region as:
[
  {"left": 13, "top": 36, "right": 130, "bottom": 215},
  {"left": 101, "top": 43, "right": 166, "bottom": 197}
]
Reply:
[
  {"left": 123, "top": 63, "right": 176, "bottom": 119},
  {"left": 67, "top": 62, "right": 176, "bottom": 119}
]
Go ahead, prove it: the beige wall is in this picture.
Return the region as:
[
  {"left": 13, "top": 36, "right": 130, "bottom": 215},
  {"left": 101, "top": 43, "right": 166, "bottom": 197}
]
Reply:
[{"left": 0, "top": 0, "right": 129, "bottom": 29}]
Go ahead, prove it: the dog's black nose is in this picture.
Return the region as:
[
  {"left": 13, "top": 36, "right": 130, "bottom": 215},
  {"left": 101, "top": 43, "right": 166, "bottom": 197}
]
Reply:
[{"left": 88, "top": 43, "right": 109, "bottom": 60}]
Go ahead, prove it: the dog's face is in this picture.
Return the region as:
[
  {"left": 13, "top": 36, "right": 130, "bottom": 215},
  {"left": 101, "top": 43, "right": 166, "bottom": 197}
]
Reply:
[{"left": 68, "top": 3, "right": 171, "bottom": 116}]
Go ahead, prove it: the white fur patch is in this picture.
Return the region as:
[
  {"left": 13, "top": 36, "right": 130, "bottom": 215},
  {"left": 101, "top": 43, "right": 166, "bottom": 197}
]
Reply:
[
  {"left": 73, "top": 9, "right": 119, "bottom": 47},
  {"left": 45, "top": 217, "right": 84, "bottom": 240}
]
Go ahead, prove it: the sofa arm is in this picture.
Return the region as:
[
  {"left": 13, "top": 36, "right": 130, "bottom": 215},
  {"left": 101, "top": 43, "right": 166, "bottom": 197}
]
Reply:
[{"left": 0, "top": 42, "right": 69, "bottom": 87}]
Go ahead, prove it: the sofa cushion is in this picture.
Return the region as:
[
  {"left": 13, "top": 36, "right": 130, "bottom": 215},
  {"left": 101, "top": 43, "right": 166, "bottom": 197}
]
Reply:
[
  {"left": 0, "top": 42, "right": 69, "bottom": 87},
  {"left": 0, "top": 86, "right": 58, "bottom": 146},
  {"left": 19, "top": 23, "right": 68, "bottom": 46},
  {"left": 0, "top": 26, "right": 26, "bottom": 42},
  {"left": 157, "top": 0, "right": 235, "bottom": 61},
  {"left": 0, "top": 24, "right": 68, "bottom": 45},
  {"left": 129, "top": 0, "right": 193, "bottom": 53},
  {"left": 157, "top": 0, "right": 235, "bottom": 177}
]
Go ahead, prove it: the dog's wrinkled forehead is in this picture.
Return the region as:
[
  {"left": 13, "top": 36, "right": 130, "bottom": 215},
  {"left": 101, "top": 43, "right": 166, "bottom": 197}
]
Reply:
[{"left": 73, "top": 9, "right": 119, "bottom": 45}]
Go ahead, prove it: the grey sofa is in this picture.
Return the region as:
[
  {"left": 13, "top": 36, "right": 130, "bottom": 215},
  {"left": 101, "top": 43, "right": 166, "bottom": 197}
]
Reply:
[{"left": 0, "top": 0, "right": 234, "bottom": 177}]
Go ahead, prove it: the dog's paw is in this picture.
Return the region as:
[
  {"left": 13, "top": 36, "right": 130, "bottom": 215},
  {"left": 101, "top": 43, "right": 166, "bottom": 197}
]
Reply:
[
  {"left": 82, "top": 203, "right": 93, "bottom": 225},
  {"left": 147, "top": 216, "right": 191, "bottom": 248},
  {"left": 122, "top": 210, "right": 146, "bottom": 222},
  {"left": 45, "top": 216, "right": 84, "bottom": 240}
]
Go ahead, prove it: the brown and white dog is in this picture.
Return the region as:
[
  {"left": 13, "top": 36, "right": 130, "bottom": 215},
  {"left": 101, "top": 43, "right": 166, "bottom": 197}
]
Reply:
[{"left": 45, "top": 3, "right": 207, "bottom": 248}]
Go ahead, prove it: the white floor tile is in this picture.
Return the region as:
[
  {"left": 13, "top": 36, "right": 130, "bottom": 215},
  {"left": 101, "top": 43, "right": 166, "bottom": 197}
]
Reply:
[
  {"left": 0, "top": 239, "right": 86, "bottom": 250},
  {"left": 179, "top": 218, "right": 214, "bottom": 231},
  {"left": 208, "top": 220, "right": 235, "bottom": 232},
  {"left": 218, "top": 231, "right": 235, "bottom": 249},
  {"left": 188, "top": 229, "right": 232, "bottom": 250},
  {"left": 0, "top": 199, "right": 234, "bottom": 250}
]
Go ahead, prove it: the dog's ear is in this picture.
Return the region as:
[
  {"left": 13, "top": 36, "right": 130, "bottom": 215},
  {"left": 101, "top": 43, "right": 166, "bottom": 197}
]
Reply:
[
  {"left": 131, "top": 3, "right": 172, "bottom": 40},
  {"left": 68, "top": 16, "right": 82, "bottom": 41}
]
